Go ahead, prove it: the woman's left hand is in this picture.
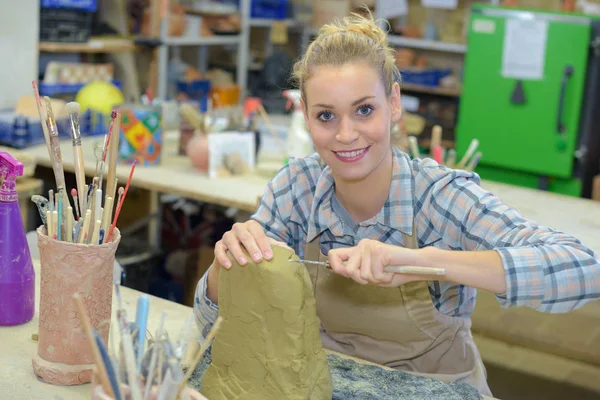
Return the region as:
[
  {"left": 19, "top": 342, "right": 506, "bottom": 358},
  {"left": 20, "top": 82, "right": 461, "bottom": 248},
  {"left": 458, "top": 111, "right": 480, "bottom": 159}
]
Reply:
[{"left": 327, "top": 239, "right": 420, "bottom": 287}]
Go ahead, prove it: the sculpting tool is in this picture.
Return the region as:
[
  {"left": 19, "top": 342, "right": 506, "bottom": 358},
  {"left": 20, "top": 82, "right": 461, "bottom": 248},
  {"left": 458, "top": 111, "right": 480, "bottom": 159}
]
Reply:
[
  {"left": 430, "top": 125, "right": 442, "bottom": 157},
  {"left": 432, "top": 145, "right": 443, "bottom": 164},
  {"left": 114, "top": 284, "right": 143, "bottom": 400},
  {"left": 45, "top": 210, "right": 52, "bottom": 238},
  {"left": 445, "top": 149, "right": 456, "bottom": 168},
  {"left": 408, "top": 136, "right": 420, "bottom": 159},
  {"left": 290, "top": 259, "right": 447, "bottom": 276},
  {"left": 135, "top": 294, "right": 149, "bottom": 372},
  {"left": 93, "top": 330, "right": 123, "bottom": 400},
  {"left": 72, "top": 293, "right": 115, "bottom": 398},
  {"left": 107, "top": 161, "right": 136, "bottom": 243},
  {"left": 57, "top": 190, "right": 63, "bottom": 241},
  {"left": 66, "top": 102, "right": 87, "bottom": 215},
  {"left": 456, "top": 138, "right": 479, "bottom": 169},
  {"left": 31, "top": 195, "right": 49, "bottom": 227},
  {"left": 66, "top": 206, "right": 73, "bottom": 242},
  {"left": 100, "top": 196, "right": 113, "bottom": 244},
  {"left": 90, "top": 219, "right": 101, "bottom": 245},
  {"left": 49, "top": 190, "right": 54, "bottom": 213},
  {"left": 71, "top": 188, "right": 81, "bottom": 220},
  {"left": 177, "top": 316, "right": 223, "bottom": 398},
  {"left": 51, "top": 211, "right": 58, "bottom": 240},
  {"left": 105, "top": 109, "right": 121, "bottom": 212},
  {"left": 43, "top": 97, "right": 69, "bottom": 207},
  {"left": 78, "top": 209, "right": 92, "bottom": 244},
  {"left": 466, "top": 151, "right": 482, "bottom": 172},
  {"left": 144, "top": 311, "right": 166, "bottom": 400}
]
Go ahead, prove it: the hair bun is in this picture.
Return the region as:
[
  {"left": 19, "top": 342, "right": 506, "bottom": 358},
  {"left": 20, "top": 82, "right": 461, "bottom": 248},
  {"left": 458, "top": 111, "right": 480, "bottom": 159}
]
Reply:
[{"left": 319, "top": 10, "right": 388, "bottom": 47}]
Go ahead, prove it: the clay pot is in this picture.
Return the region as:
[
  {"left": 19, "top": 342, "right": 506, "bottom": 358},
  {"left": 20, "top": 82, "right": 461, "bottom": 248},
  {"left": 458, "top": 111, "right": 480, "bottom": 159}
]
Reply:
[
  {"left": 187, "top": 134, "right": 209, "bottom": 172},
  {"left": 32, "top": 226, "right": 121, "bottom": 386}
]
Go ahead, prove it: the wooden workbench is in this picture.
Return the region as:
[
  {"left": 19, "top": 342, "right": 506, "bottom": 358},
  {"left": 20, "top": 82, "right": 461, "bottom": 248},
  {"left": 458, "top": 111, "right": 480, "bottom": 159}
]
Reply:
[{"left": 1, "top": 257, "right": 497, "bottom": 400}]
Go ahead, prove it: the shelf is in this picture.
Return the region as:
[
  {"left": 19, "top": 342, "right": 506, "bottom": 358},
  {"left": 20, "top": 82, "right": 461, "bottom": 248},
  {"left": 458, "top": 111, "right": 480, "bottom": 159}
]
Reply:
[
  {"left": 388, "top": 36, "right": 467, "bottom": 54},
  {"left": 163, "top": 35, "right": 241, "bottom": 46},
  {"left": 39, "top": 38, "right": 136, "bottom": 53},
  {"left": 401, "top": 83, "right": 462, "bottom": 97},
  {"left": 250, "top": 18, "right": 303, "bottom": 28}
]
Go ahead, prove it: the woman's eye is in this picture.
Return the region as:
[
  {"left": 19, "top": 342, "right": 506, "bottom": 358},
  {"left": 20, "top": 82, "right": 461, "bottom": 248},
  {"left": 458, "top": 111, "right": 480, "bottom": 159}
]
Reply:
[
  {"left": 357, "top": 105, "right": 373, "bottom": 116},
  {"left": 318, "top": 111, "right": 334, "bottom": 121}
]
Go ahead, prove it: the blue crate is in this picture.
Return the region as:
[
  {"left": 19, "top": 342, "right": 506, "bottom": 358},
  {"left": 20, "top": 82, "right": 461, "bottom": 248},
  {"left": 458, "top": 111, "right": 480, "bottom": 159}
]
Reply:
[
  {"left": 0, "top": 111, "right": 71, "bottom": 149},
  {"left": 176, "top": 80, "right": 211, "bottom": 112},
  {"left": 400, "top": 68, "right": 452, "bottom": 87},
  {"left": 38, "top": 80, "right": 122, "bottom": 97},
  {"left": 251, "top": 0, "right": 287, "bottom": 19},
  {"left": 41, "top": 0, "right": 97, "bottom": 12}
]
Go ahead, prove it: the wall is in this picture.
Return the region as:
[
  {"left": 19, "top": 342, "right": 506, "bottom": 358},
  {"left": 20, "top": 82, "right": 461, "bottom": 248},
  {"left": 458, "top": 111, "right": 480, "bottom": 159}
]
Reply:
[{"left": 0, "top": 0, "right": 39, "bottom": 109}]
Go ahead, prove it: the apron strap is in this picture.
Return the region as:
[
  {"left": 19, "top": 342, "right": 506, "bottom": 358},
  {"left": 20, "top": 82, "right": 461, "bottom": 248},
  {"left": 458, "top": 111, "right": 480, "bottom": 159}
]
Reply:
[{"left": 401, "top": 221, "right": 419, "bottom": 250}]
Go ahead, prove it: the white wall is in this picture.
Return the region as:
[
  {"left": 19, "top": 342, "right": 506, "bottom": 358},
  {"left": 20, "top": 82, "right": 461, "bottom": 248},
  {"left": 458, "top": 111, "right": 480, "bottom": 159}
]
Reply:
[{"left": 0, "top": 0, "right": 39, "bottom": 110}]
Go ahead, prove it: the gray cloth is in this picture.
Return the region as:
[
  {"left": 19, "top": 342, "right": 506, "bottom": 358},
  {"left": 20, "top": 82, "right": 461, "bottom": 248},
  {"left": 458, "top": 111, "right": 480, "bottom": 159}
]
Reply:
[{"left": 188, "top": 348, "right": 483, "bottom": 400}]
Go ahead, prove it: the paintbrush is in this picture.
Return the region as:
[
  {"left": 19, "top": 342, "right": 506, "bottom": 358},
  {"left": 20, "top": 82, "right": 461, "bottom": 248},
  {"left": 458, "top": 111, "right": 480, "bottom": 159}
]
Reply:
[
  {"left": 66, "top": 102, "right": 87, "bottom": 216},
  {"left": 176, "top": 316, "right": 223, "bottom": 398},
  {"left": 78, "top": 209, "right": 92, "bottom": 244},
  {"left": 106, "top": 161, "right": 136, "bottom": 243},
  {"left": 290, "top": 259, "right": 447, "bottom": 276},
  {"left": 144, "top": 311, "right": 166, "bottom": 399},
  {"left": 51, "top": 211, "right": 58, "bottom": 240},
  {"left": 93, "top": 330, "right": 123, "bottom": 400},
  {"left": 43, "top": 97, "right": 69, "bottom": 208},
  {"left": 72, "top": 293, "right": 115, "bottom": 398},
  {"left": 456, "top": 139, "right": 479, "bottom": 169},
  {"left": 100, "top": 196, "right": 113, "bottom": 244},
  {"left": 135, "top": 294, "right": 149, "bottom": 373},
  {"left": 98, "top": 111, "right": 118, "bottom": 194},
  {"left": 66, "top": 206, "right": 73, "bottom": 242},
  {"left": 445, "top": 149, "right": 456, "bottom": 168},
  {"left": 71, "top": 188, "right": 80, "bottom": 220},
  {"left": 57, "top": 190, "right": 63, "bottom": 241},
  {"left": 31, "top": 81, "right": 52, "bottom": 160},
  {"left": 106, "top": 109, "right": 121, "bottom": 213},
  {"left": 408, "top": 136, "right": 420, "bottom": 159}
]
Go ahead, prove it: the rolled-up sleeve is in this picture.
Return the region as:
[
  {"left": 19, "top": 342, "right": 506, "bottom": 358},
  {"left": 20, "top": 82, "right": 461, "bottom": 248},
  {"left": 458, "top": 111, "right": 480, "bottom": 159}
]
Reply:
[{"left": 418, "top": 163, "right": 600, "bottom": 313}]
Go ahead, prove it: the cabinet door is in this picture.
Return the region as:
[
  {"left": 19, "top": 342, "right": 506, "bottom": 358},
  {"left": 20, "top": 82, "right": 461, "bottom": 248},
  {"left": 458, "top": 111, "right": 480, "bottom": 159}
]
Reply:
[{"left": 456, "top": 7, "right": 590, "bottom": 178}]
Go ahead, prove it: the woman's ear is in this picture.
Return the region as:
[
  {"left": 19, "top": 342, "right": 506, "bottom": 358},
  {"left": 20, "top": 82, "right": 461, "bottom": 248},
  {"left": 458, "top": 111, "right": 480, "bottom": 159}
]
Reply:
[
  {"left": 300, "top": 96, "right": 310, "bottom": 127},
  {"left": 390, "top": 82, "right": 402, "bottom": 123}
]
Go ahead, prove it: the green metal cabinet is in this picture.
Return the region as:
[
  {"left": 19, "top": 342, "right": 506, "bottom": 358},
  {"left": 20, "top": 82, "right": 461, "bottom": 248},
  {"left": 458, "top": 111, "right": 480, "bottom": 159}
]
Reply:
[{"left": 456, "top": 5, "right": 600, "bottom": 197}]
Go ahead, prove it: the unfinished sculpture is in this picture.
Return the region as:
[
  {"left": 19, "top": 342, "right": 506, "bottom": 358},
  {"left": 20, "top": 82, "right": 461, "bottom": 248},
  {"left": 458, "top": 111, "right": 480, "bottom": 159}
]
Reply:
[
  {"left": 32, "top": 226, "right": 120, "bottom": 385},
  {"left": 201, "top": 245, "right": 333, "bottom": 399}
]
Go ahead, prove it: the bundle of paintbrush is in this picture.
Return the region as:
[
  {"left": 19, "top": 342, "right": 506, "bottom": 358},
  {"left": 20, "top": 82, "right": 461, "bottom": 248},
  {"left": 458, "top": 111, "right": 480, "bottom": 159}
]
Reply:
[
  {"left": 81, "top": 285, "right": 217, "bottom": 400},
  {"left": 407, "top": 125, "right": 483, "bottom": 172},
  {"left": 31, "top": 81, "right": 137, "bottom": 245}
]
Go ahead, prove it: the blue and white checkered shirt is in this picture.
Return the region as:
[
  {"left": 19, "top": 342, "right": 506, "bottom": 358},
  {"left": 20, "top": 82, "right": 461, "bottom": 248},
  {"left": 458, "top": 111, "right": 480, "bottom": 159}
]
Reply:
[{"left": 194, "top": 147, "right": 600, "bottom": 336}]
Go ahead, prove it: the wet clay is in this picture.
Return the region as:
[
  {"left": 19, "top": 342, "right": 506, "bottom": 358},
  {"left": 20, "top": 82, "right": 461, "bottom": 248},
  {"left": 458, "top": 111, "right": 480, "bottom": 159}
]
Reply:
[{"left": 201, "top": 245, "right": 333, "bottom": 399}]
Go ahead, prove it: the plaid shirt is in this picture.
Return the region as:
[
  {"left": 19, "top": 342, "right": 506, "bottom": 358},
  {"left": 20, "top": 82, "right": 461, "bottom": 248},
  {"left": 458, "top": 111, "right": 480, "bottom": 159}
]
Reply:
[{"left": 195, "top": 147, "right": 600, "bottom": 335}]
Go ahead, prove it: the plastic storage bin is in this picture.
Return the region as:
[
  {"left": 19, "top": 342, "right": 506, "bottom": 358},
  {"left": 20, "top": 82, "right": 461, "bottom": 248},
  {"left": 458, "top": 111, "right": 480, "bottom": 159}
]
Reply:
[
  {"left": 251, "top": 0, "right": 288, "bottom": 19},
  {"left": 176, "top": 80, "right": 211, "bottom": 112},
  {"left": 39, "top": 7, "right": 93, "bottom": 43},
  {"left": 40, "top": 0, "right": 98, "bottom": 12},
  {"left": 400, "top": 68, "right": 452, "bottom": 87}
]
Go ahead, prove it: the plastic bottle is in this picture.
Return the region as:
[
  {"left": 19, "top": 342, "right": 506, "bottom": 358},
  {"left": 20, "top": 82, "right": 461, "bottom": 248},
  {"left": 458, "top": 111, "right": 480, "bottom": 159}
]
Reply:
[
  {"left": 0, "top": 151, "right": 35, "bottom": 326},
  {"left": 282, "top": 90, "right": 314, "bottom": 163}
]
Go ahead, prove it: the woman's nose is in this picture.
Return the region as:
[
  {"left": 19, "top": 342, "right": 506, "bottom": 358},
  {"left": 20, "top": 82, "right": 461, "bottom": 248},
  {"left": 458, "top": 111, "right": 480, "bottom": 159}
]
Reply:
[{"left": 335, "top": 117, "right": 358, "bottom": 144}]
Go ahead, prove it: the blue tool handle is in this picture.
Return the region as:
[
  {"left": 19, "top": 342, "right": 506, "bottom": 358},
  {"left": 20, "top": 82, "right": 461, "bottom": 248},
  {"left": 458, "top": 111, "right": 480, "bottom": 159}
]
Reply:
[{"left": 135, "top": 294, "right": 149, "bottom": 372}]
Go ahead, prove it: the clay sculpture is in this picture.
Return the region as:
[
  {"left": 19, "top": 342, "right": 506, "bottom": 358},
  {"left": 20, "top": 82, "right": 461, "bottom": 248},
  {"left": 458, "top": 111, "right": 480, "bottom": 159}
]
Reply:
[{"left": 201, "top": 245, "right": 333, "bottom": 399}]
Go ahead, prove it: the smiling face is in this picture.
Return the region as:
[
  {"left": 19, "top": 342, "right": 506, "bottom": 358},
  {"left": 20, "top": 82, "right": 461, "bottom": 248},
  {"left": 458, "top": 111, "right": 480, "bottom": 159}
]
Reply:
[{"left": 302, "top": 62, "right": 402, "bottom": 184}]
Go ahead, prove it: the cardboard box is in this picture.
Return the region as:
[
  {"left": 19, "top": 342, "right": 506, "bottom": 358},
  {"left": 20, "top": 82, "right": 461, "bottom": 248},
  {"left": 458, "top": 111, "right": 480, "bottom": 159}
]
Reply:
[{"left": 312, "top": 0, "right": 351, "bottom": 28}]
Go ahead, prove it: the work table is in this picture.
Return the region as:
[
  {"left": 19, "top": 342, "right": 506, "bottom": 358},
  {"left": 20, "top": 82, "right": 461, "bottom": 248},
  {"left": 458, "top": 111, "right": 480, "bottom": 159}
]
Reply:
[{"left": 2, "top": 258, "right": 497, "bottom": 400}]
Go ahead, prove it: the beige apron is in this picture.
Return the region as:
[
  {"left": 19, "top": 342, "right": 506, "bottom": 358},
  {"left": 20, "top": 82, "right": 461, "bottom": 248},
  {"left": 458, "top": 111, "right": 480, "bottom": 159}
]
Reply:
[{"left": 304, "top": 223, "right": 492, "bottom": 396}]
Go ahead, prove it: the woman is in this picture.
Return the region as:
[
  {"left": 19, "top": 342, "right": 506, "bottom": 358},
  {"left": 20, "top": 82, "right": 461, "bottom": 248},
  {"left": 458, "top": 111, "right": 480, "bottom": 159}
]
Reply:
[{"left": 194, "top": 11, "right": 600, "bottom": 396}]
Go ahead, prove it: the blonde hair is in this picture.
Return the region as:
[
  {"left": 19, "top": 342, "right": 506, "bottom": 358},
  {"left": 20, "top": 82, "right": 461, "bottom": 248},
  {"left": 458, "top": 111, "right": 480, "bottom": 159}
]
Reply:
[{"left": 292, "top": 9, "right": 399, "bottom": 101}]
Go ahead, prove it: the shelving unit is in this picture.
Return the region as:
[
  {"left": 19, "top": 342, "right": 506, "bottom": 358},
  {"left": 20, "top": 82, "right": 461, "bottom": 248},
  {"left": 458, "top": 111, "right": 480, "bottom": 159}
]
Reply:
[
  {"left": 387, "top": 35, "right": 467, "bottom": 54},
  {"left": 155, "top": 0, "right": 251, "bottom": 100},
  {"left": 38, "top": 37, "right": 136, "bottom": 53}
]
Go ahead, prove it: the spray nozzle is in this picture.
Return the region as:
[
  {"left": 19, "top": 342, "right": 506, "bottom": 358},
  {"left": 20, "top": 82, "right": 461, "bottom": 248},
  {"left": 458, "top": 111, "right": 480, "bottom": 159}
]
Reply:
[{"left": 0, "top": 151, "right": 23, "bottom": 202}]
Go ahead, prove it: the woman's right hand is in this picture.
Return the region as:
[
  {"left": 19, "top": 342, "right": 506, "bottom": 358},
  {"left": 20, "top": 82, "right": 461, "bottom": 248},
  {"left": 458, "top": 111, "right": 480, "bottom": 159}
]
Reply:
[{"left": 214, "top": 220, "right": 287, "bottom": 269}]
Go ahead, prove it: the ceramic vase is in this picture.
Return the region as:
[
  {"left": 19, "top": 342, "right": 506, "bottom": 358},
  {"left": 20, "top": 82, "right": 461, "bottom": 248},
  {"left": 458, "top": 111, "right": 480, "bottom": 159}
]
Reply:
[{"left": 32, "top": 226, "right": 120, "bottom": 385}]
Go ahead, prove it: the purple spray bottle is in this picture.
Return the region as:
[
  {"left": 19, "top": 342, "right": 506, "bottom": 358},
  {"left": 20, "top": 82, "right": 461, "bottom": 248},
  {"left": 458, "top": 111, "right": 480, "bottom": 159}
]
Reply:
[{"left": 0, "top": 151, "right": 35, "bottom": 326}]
